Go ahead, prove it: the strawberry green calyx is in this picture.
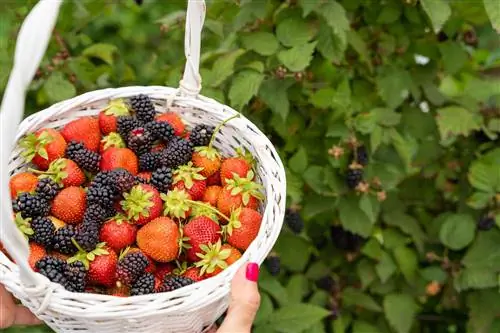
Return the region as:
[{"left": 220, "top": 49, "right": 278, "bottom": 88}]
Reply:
[
  {"left": 225, "top": 207, "right": 243, "bottom": 236},
  {"left": 15, "top": 212, "right": 33, "bottom": 239},
  {"left": 101, "top": 132, "right": 126, "bottom": 151},
  {"left": 186, "top": 200, "right": 230, "bottom": 223},
  {"left": 194, "top": 240, "right": 231, "bottom": 275},
  {"left": 173, "top": 261, "right": 189, "bottom": 276},
  {"left": 68, "top": 240, "right": 109, "bottom": 270},
  {"left": 173, "top": 162, "right": 206, "bottom": 189},
  {"left": 235, "top": 147, "right": 255, "bottom": 167},
  {"left": 190, "top": 204, "right": 219, "bottom": 222},
  {"left": 118, "top": 246, "right": 132, "bottom": 261},
  {"left": 194, "top": 146, "right": 220, "bottom": 161},
  {"left": 31, "top": 158, "right": 67, "bottom": 185},
  {"left": 20, "top": 130, "right": 54, "bottom": 162},
  {"left": 121, "top": 185, "right": 154, "bottom": 221},
  {"left": 208, "top": 114, "right": 240, "bottom": 150},
  {"left": 225, "top": 170, "right": 264, "bottom": 205},
  {"left": 103, "top": 99, "right": 130, "bottom": 116},
  {"left": 160, "top": 188, "right": 191, "bottom": 219}
]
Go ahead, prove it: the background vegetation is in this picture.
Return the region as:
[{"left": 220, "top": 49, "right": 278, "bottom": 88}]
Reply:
[{"left": 1, "top": 0, "right": 500, "bottom": 332}]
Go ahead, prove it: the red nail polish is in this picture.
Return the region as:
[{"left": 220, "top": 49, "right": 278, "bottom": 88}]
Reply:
[{"left": 246, "top": 262, "right": 259, "bottom": 282}]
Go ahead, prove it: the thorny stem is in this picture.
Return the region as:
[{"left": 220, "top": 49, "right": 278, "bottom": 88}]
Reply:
[
  {"left": 186, "top": 199, "right": 231, "bottom": 223},
  {"left": 208, "top": 114, "right": 241, "bottom": 150}
]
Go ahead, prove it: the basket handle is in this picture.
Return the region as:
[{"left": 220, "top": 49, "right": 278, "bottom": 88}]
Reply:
[{"left": 0, "top": 0, "right": 206, "bottom": 287}]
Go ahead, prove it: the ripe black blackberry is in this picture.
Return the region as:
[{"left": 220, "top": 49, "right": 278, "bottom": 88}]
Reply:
[
  {"left": 135, "top": 175, "right": 150, "bottom": 184},
  {"left": 64, "top": 261, "right": 87, "bottom": 292},
  {"left": 478, "top": 215, "right": 495, "bottom": 231},
  {"left": 86, "top": 184, "right": 118, "bottom": 207},
  {"left": 36, "top": 256, "right": 87, "bottom": 292},
  {"left": 264, "top": 255, "right": 281, "bottom": 276},
  {"left": 158, "top": 276, "right": 194, "bottom": 292},
  {"left": 346, "top": 168, "right": 363, "bottom": 189},
  {"left": 117, "top": 116, "right": 142, "bottom": 141},
  {"left": 116, "top": 251, "right": 149, "bottom": 285},
  {"left": 145, "top": 120, "right": 174, "bottom": 142},
  {"left": 109, "top": 168, "right": 136, "bottom": 193},
  {"left": 130, "top": 94, "right": 156, "bottom": 123},
  {"left": 330, "top": 225, "right": 364, "bottom": 251},
  {"left": 139, "top": 151, "right": 161, "bottom": 172},
  {"left": 161, "top": 137, "right": 193, "bottom": 168},
  {"left": 127, "top": 127, "right": 154, "bottom": 156},
  {"left": 65, "top": 141, "right": 100, "bottom": 173},
  {"left": 150, "top": 166, "right": 173, "bottom": 193},
  {"left": 74, "top": 220, "right": 101, "bottom": 252},
  {"left": 189, "top": 124, "right": 214, "bottom": 147},
  {"left": 355, "top": 146, "right": 369, "bottom": 166},
  {"left": 130, "top": 272, "right": 155, "bottom": 296},
  {"left": 284, "top": 208, "right": 304, "bottom": 234},
  {"left": 83, "top": 203, "right": 116, "bottom": 225},
  {"left": 52, "top": 225, "right": 78, "bottom": 255},
  {"left": 30, "top": 216, "right": 55, "bottom": 248},
  {"left": 12, "top": 192, "right": 49, "bottom": 218},
  {"left": 35, "top": 177, "right": 60, "bottom": 201}
]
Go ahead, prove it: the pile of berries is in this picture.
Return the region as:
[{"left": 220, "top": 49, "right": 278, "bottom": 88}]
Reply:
[{"left": 8, "top": 94, "right": 265, "bottom": 296}]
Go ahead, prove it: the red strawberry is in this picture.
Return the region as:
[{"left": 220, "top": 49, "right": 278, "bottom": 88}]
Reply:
[
  {"left": 206, "top": 171, "right": 221, "bottom": 186},
  {"left": 100, "top": 218, "right": 137, "bottom": 252},
  {"left": 100, "top": 147, "right": 138, "bottom": 175},
  {"left": 195, "top": 240, "right": 241, "bottom": 277},
  {"left": 155, "top": 263, "right": 176, "bottom": 281},
  {"left": 202, "top": 185, "right": 222, "bottom": 207},
  {"left": 219, "top": 157, "right": 252, "bottom": 185},
  {"left": 99, "top": 99, "right": 130, "bottom": 135},
  {"left": 172, "top": 162, "right": 207, "bottom": 201},
  {"left": 61, "top": 117, "right": 101, "bottom": 152},
  {"left": 9, "top": 172, "right": 38, "bottom": 199},
  {"left": 203, "top": 244, "right": 242, "bottom": 278},
  {"left": 39, "top": 158, "right": 85, "bottom": 187},
  {"left": 152, "top": 143, "right": 166, "bottom": 152},
  {"left": 226, "top": 207, "right": 262, "bottom": 250},
  {"left": 136, "top": 217, "right": 180, "bottom": 262},
  {"left": 50, "top": 186, "right": 86, "bottom": 224},
  {"left": 20, "top": 128, "right": 67, "bottom": 170},
  {"left": 183, "top": 267, "right": 205, "bottom": 282},
  {"left": 136, "top": 172, "right": 152, "bottom": 183},
  {"left": 121, "top": 184, "right": 162, "bottom": 225},
  {"left": 87, "top": 246, "right": 118, "bottom": 287},
  {"left": 28, "top": 243, "right": 46, "bottom": 271},
  {"left": 183, "top": 216, "right": 221, "bottom": 262},
  {"left": 157, "top": 112, "right": 185, "bottom": 136},
  {"left": 160, "top": 188, "right": 192, "bottom": 220},
  {"left": 100, "top": 132, "right": 126, "bottom": 154},
  {"left": 216, "top": 171, "right": 263, "bottom": 216},
  {"left": 192, "top": 147, "right": 221, "bottom": 178}
]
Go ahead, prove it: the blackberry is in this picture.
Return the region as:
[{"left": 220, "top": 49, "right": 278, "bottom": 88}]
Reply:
[
  {"left": 139, "top": 151, "right": 161, "bottom": 172},
  {"left": 158, "top": 276, "right": 194, "bottom": 293},
  {"left": 86, "top": 184, "right": 118, "bottom": 207},
  {"left": 478, "top": 215, "right": 495, "bottom": 231},
  {"left": 346, "top": 169, "right": 363, "bottom": 189},
  {"left": 161, "top": 137, "right": 193, "bottom": 169},
  {"left": 65, "top": 141, "right": 100, "bottom": 173},
  {"left": 315, "top": 275, "right": 335, "bottom": 291},
  {"left": 12, "top": 192, "right": 49, "bottom": 218},
  {"left": 30, "top": 216, "right": 55, "bottom": 248},
  {"left": 117, "top": 116, "right": 141, "bottom": 141},
  {"left": 284, "top": 208, "right": 304, "bottom": 234},
  {"left": 145, "top": 121, "right": 174, "bottom": 143},
  {"left": 116, "top": 251, "right": 149, "bottom": 285},
  {"left": 109, "top": 168, "right": 136, "bottom": 193},
  {"left": 355, "top": 146, "right": 369, "bottom": 166},
  {"left": 189, "top": 125, "right": 214, "bottom": 147},
  {"left": 130, "top": 94, "right": 156, "bottom": 124},
  {"left": 150, "top": 166, "right": 173, "bottom": 193},
  {"left": 83, "top": 203, "right": 116, "bottom": 225},
  {"left": 35, "top": 177, "right": 60, "bottom": 201},
  {"left": 127, "top": 127, "right": 154, "bottom": 156},
  {"left": 74, "top": 220, "right": 101, "bottom": 252},
  {"left": 64, "top": 261, "right": 87, "bottom": 292},
  {"left": 330, "top": 226, "right": 364, "bottom": 252},
  {"left": 52, "top": 225, "right": 78, "bottom": 255},
  {"left": 36, "top": 256, "right": 87, "bottom": 292},
  {"left": 130, "top": 272, "right": 155, "bottom": 296},
  {"left": 264, "top": 255, "right": 281, "bottom": 276},
  {"left": 135, "top": 175, "right": 150, "bottom": 184}
]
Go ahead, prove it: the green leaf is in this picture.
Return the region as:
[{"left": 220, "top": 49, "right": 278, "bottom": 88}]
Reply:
[
  {"left": 347, "top": 30, "right": 373, "bottom": 72},
  {"left": 439, "top": 42, "right": 468, "bottom": 75},
  {"left": 384, "top": 294, "right": 419, "bottom": 333},
  {"left": 468, "top": 161, "right": 499, "bottom": 193},
  {"left": 276, "top": 17, "right": 313, "bottom": 47},
  {"left": 339, "top": 195, "right": 373, "bottom": 237},
  {"left": 462, "top": 229, "right": 500, "bottom": 270},
  {"left": 286, "top": 275, "right": 309, "bottom": 303},
  {"left": 210, "top": 49, "right": 246, "bottom": 87},
  {"left": 274, "top": 232, "right": 311, "bottom": 272},
  {"left": 359, "top": 194, "right": 380, "bottom": 223},
  {"left": 420, "top": 266, "right": 448, "bottom": 283},
  {"left": 317, "top": 22, "right": 346, "bottom": 63},
  {"left": 357, "top": 259, "right": 377, "bottom": 289},
  {"left": 439, "top": 213, "right": 476, "bottom": 250},
  {"left": 372, "top": 108, "right": 401, "bottom": 127},
  {"left": 43, "top": 72, "right": 76, "bottom": 103},
  {"left": 82, "top": 43, "right": 118, "bottom": 65},
  {"left": 259, "top": 278, "right": 289, "bottom": 307},
  {"left": 370, "top": 126, "right": 383, "bottom": 153},
  {"left": 467, "top": 191, "right": 493, "bottom": 209},
  {"left": 241, "top": 32, "right": 279, "bottom": 56},
  {"left": 361, "top": 239, "right": 383, "bottom": 260},
  {"left": 376, "top": 251, "right": 397, "bottom": 283},
  {"left": 389, "top": 129, "right": 418, "bottom": 173},
  {"left": 316, "top": 1, "right": 350, "bottom": 44},
  {"left": 258, "top": 78, "right": 293, "bottom": 120},
  {"left": 420, "top": 0, "right": 451, "bottom": 33},
  {"left": 254, "top": 293, "right": 274, "bottom": 324},
  {"left": 278, "top": 42, "right": 317, "bottom": 72},
  {"left": 484, "top": 0, "right": 500, "bottom": 32},
  {"left": 299, "top": 0, "right": 321, "bottom": 17},
  {"left": 354, "top": 112, "right": 377, "bottom": 134},
  {"left": 264, "top": 303, "right": 330, "bottom": 333},
  {"left": 342, "top": 287, "right": 383, "bottom": 312},
  {"left": 393, "top": 246, "right": 418, "bottom": 284},
  {"left": 467, "top": 290, "right": 500, "bottom": 333},
  {"left": 228, "top": 70, "right": 264, "bottom": 110},
  {"left": 436, "top": 106, "right": 482, "bottom": 141},
  {"left": 376, "top": 66, "right": 412, "bottom": 109},
  {"left": 455, "top": 268, "right": 498, "bottom": 291},
  {"left": 352, "top": 321, "right": 382, "bottom": 333},
  {"left": 289, "top": 146, "right": 308, "bottom": 174},
  {"left": 310, "top": 88, "right": 336, "bottom": 109}
]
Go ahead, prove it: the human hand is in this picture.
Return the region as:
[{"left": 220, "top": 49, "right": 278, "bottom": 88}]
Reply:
[
  {"left": 208, "top": 262, "right": 261, "bottom": 333},
  {"left": 0, "top": 284, "right": 42, "bottom": 329}
]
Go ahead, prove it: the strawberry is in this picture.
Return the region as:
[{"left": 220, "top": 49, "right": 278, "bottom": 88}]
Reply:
[
  {"left": 109, "top": 284, "right": 130, "bottom": 297},
  {"left": 216, "top": 170, "right": 264, "bottom": 216},
  {"left": 20, "top": 128, "right": 67, "bottom": 170},
  {"left": 155, "top": 263, "right": 176, "bottom": 282},
  {"left": 100, "top": 147, "right": 139, "bottom": 175},
  {"left": 157, "top": 112, "right": 185, "bottom": 136},
  {"left": 28, "top": 243, "right": 46, "bottom": 271},
  {"left": 202, "top": 185, "right": 222, "bottom": 207},
  {"left": 160, "top": 188, "right": 192, "bottom": 220},
  {"left": 9, "top": 172, "right": 38, "bottom": 199},
  {"left": 37, "top": 158, "right": 85, "bottom": 187},
  {"left": 100, "top": 217, "right": 137, "bottom": 252},
  {"left": 182, "top": 216, "right": 221, "bottom": 262},
  {"left": 136, "top": 172, "right": 152, "bottom": 183},
  {"left": 219, "top": 157, "right": 253, "bottom": 186},
  {"left": 172, "top": 162, "right": 207, "bottom": 201},
  {"left": 152, "top": 143, "right": 166, "bottom": 152},
  {"left": 226, "top": 207, "right": 262, "bottom": 250},
  {"left": 99, "top": 99, "right": 130, "bottom": 135},
  {"left": 50, "top": 186, "right": 86, "bottom": 224},
  {"left": 195, "top": 240, "right": 240, "bottom": 277},
  {"left": 206, "top": 171, "right": 221, "bottom": 186},
  {"left": 121, "top": 184, "right": 162, "bottom": 225},
  {"left": 183, "top": 267, "right": 205, "bottom": 282},
  {"left": 61, "top": 117, "right": 101, "bottom": 152},
  {"left": 136, "top": 216, "right": 180, "bottom": 262},
  {"left": 222, "top": 244, "right": 242, "bottom": 265},
  {"left": 192, "top": 147, "right": 221, "bottom": 178},
  {"left": 100, "top": 132, "right": 126, "bottom": 154},
  {"left": 87, "top": 246, "right": 118, "bottom": 287}
]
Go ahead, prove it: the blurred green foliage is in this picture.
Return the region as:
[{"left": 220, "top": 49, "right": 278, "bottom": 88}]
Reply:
[{"left": 1, "top": 0, "right": 500, "bottom": 332}]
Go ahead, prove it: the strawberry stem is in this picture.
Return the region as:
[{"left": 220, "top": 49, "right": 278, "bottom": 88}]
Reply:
[
  {"left": 208, "top": 114, "right": 240, "bottom": 150},
  {"left": 185, "top": 200, "right": 231, "bottom": 223},
  {"left": 28, "top": 168, "right": 56, "bottom": 175}
]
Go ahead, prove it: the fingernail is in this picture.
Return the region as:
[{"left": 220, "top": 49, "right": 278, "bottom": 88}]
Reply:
[{"left": 246, "top": 262, "right": 259, "bottom": 282}]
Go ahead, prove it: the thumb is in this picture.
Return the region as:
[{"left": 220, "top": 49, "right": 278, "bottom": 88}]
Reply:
[{"left": 217, "top": 262, "right": 261, "bottom": 333}]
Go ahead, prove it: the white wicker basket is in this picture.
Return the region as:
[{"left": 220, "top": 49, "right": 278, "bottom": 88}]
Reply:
[{"left": 0, "top": 1, "right": 286, "bottom": 332}]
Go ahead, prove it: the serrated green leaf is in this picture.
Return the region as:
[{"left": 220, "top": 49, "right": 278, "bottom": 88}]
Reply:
[
  {"left": 371, "top": 125, "right": 383, "bottom": 152},
  {"left": 359, "top": 194, "right": 380, "bottom": 223},
  {"left": 342, "top": 287, "right": 383, "bottom": 312},
  {"left": 376, "top": 251, "right": 397, "bottom": 283},
  {"left": 467, "top": 191, "right": 494, "bottom": 209},
  {"left": 310, "top": 88, "right": 336, "bottom": 109},
  {"left": 352, "top": 320, "right": 382, "bottom": 333},
  {"left": 436, "top": 106, "right": 482, "bottom": 141},
  {"left": 420, "top": 0, "right": 451, "bottom": 33},
  {"left": 258, "top": 78, "right": 293, "bottom": 120},
  {"left": 43, "top": 72, "right": 76, "bottom": 103},
  {"left": 316, "top": 1, "right": 349, "bottom": 44},
  {"left": 228, "top": 70, "right": 264, "bottom": 110},
  {"left": 274, "top": 232, "right": 311, "bottom": 272},
  {"left": 439, "top": 213, "right": 476, "bottom": 250},
  {"left": 484, "top": 0, "right": 500, "bottom": 32},
  {"left": 372, "top": 108, "right": 401, "bottom": 127},
  {"left": 393, "top": 246, "right": 418, "bottom": 284},
  {"left": 317, "top": 21, "right": 346, "bottom": 63},
  {"left": 347, "top": 30, "right": 373, "bottom": 72},
  {"left": 384, "top": 293, "right": 419, "bottom": 333},
  {"left": 264, "top": 303, "right": 330, "bottom": 333},
  {"left": 389, "top": 129, "right": 418, "bottom": 173},
  {"left": 420, "top": 266, "right": 448, "bottom": 283},
  {"left": 278, "top": 42, "right": 317, "bottom": 72},
  {"left": 210, "top": 49, "right": 246, "bottom": 87},
  {"left": 468, "top": 161, "right": 500, "bottom": 193},
  {"left": 361, "top": 238, "right": 383, "bottom": 260},
  {"left": 82, "top": 43, "right": 117, "bottom": 65},
  {"left": 357, "top": 259, "right": 377, "bottom": 289},
  {"left": 467, "top": 290, "right": 500, "bottom": 333},
  {"left": 289, "top": 146, "right": 308, "bottom": 174},
  {"left": 339, "top": 195, "right": 373, "bottom": 237},
  {"left": 260, "top": 277, "right": 289, "bottom": 307},
  {"left": 463, "top": 229, "right": 500, "bottom": 270},
  {"left": 354, "top": 112, "right": 377, "bottom": 134},
  {"left": 241, "top": 32, "right": 279, "bottom": 56},
  {"left": 377, "top": 66, "right": 412, "bottom": 109},
  {"left": 439, "top": 42, "right": 468, "bottom": 75},
  {"left": 276, "top": 17, "right": 314, "bottom": 47},
  {"left": 455, "top": 268, "right": 498, "bottom": 292},
  {"left": 299, "top": 0, "right": 321, "bottom": 17},
  {"left": 286, "top": 275, "right": 309, "bottom": 303}
]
